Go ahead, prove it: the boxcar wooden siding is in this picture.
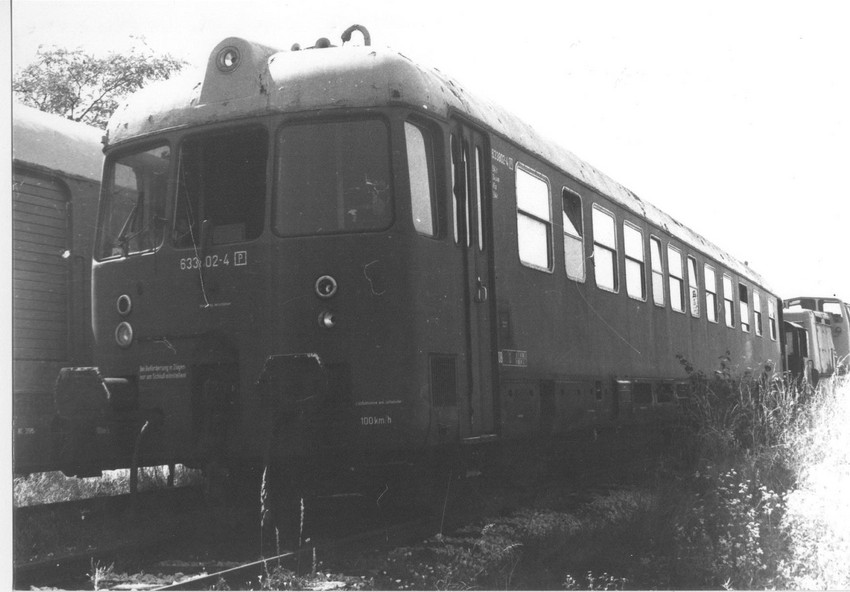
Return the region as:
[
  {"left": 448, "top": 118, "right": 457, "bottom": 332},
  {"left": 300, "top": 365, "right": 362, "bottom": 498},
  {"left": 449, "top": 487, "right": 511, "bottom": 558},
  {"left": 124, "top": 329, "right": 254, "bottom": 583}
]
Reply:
[{"left": 13, "top": 170, "right": 70, "bottom": 361}]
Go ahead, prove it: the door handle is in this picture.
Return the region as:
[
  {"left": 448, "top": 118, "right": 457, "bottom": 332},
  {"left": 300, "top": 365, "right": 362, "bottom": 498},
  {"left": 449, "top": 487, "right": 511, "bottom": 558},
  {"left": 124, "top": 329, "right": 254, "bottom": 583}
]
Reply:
[{"left": 475, "top": 277, "right": 488, "bottom": 303}]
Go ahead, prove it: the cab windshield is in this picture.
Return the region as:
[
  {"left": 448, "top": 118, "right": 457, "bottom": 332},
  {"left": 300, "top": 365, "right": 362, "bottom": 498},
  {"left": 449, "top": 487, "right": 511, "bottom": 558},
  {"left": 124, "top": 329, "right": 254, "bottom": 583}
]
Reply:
[
  {"left": 97, "top": 144, "right": 170, "bottom": 259},
  {"left": 274, "top": 119, "right": 392, "bottom": 236}
]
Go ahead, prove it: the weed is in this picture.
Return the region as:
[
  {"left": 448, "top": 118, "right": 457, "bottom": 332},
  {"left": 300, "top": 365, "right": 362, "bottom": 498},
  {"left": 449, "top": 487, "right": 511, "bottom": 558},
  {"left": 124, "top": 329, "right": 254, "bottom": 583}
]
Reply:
[
  {"left": 777, "top": 374, "right": 850, "bottom": 589},
  {"left": 671, "top": 466, "right": 786, "bottom": 588},
  {"left": 669, "top": 365, "right": 850, "bottom": 589},
  {"left": 88, "top": 559, "right": 115, "bottom": 591},
  {"left": 563, "top": 571, "right": 628, "bottom": 590}
]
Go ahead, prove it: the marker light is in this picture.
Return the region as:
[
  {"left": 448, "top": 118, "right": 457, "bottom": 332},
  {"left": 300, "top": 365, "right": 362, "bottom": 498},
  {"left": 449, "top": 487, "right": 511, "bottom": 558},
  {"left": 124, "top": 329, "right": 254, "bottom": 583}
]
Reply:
[
  {"left": 318, "top": 311, "right": 336, "bottom": 329},
  {"left": 116, "top": 294, "right": 132, "bottom": 316},
  {"left": 216, "top": 46, "right": 241, "bottom": 72},
  {"left": 115, "top": 322, "right": 134, "bottom": 348}
]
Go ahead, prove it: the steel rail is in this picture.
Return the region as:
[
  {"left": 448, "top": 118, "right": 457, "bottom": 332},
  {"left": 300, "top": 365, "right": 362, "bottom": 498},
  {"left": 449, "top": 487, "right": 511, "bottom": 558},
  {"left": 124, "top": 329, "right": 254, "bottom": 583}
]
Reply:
[{"left": 153, "top": 516, "right": 435, "bottom": 590}]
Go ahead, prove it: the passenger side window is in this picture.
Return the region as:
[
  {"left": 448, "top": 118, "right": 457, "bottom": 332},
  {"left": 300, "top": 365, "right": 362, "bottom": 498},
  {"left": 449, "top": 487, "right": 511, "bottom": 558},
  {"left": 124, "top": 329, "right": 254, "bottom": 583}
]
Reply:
[
  {"left": 405, "top": 122, "right": 437, "bottom": 237},
  {"left": 723, "top": 274, "right": 735, "bottom": 327},
  {"left": 705, "top": 264, "right": 718, "bottom": 323},
  {"left": 624, "top": 222, "right": 646, "bottom": 300},
  {"left": 687, "top": 256, "right": 700, "bottom": 317},
  {"left": 592, "top": 205, "right": 618, "bottom": 291},
  {"left": 516, "top": 164, "right": 552, "bottom": 271},
  {"left": 562, "top": 188, "right": 584, "bottom": 281},
  {"left": 650, "top": 236, "right": 665, "bottom": 307},
  {"left": 739, "top": 283, "right": 751, "bottom": 332},
  {"left": 667, "top": 245, "right": 685, "bottom": 313},
  {"left": 768, "top": 299, "right": 778, "bottom": 340},
  {"left": 754, "top": 290, "right": 763, "bottom": 336}
]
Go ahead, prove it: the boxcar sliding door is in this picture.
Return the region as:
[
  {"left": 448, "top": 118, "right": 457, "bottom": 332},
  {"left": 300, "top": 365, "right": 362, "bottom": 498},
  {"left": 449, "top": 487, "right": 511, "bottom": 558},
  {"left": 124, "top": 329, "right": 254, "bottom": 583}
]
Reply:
[{"left": 451, "top": 120, "right": 497, "bottom": 440}]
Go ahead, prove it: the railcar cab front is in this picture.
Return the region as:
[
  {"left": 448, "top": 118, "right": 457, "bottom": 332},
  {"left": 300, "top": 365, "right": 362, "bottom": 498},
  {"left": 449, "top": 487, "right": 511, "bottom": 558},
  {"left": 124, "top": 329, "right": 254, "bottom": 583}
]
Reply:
[{"left": 80, "top": 32, "right": 487, "bottom": 480}]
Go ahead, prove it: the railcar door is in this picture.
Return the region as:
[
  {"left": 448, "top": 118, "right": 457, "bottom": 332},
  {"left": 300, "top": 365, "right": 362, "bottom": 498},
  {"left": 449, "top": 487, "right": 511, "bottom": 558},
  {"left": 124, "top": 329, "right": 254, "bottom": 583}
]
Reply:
[{"left": 451, "top": 120, "right": 497, "bottom": 439}]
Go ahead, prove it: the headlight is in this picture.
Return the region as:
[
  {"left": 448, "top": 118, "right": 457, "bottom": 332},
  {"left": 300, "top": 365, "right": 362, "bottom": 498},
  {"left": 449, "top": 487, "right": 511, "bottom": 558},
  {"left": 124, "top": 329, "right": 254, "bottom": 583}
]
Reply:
[
  {"left": 115, "top": 322, "right": 134, "bottom": 348},
  {"left": 315, "top": 275, "right": 338, "bottom": 298}
]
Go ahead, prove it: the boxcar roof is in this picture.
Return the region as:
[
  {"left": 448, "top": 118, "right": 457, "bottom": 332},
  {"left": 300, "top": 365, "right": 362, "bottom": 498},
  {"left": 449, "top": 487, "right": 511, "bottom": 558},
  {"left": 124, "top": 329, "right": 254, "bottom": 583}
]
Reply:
[
  {"left": 13, "top": 103, "right": 104, "bottom": 182},
  {"left": 106, "top": 38, "right": 771, "bottom": 291}
]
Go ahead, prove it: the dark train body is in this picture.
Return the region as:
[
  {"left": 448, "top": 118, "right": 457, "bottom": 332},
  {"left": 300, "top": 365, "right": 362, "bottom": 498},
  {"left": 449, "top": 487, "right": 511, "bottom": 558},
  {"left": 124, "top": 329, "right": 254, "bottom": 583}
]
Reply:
[
  {"left": 12, "top": 104, "right": 103, "bottom": 474},
  {"left": 47, "top": 32, "right": 787, "bottom": 484}
]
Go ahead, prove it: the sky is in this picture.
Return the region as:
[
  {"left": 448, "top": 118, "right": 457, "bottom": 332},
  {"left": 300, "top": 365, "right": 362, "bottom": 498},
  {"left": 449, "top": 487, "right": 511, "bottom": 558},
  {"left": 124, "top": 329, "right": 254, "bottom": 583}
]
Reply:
[{"left": 6, "top": 0, "right": 850, "bottom": 302}]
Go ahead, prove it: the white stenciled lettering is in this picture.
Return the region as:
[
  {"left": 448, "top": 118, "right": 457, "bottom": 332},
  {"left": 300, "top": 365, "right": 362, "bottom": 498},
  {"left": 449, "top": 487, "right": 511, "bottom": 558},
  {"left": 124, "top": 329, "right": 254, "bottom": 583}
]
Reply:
[
  {"left": 360, "top": 415, "right": 392, "bottom": 426},
  {"left": 179, "top": 251, "right": 246, "bottom": 272},
  {"left": 139, "top": 363, "right": 188, "bottom": 381},
  {"left": 491, "top": 149, "right": 515, "bottom": 170}
]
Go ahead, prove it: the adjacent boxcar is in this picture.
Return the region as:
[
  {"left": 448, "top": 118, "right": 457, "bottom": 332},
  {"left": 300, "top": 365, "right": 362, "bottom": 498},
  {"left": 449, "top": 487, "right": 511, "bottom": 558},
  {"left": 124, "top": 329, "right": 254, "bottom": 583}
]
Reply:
[
  {"left": 12, "top": 104, "right": 103, "bottom": 474},
  {"left": 56, "top": 30, "right": 783, "bottom": 486}
]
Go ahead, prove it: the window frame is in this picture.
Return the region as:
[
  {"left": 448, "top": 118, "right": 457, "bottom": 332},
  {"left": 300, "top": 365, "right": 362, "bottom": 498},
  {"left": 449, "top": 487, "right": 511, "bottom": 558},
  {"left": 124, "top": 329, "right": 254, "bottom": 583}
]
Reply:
[
  {"left": 667, "top": 244, "right": 686, "bottom": 314},
  {"left": 753, "top": 290, "right": 763, "bottom": 337},
  {"left": 451, "top": 134, "right": 473, "bottom": 247},
  {"left": 179, "top": 124, "right": 271, "bottom": 246},
  {"left": 474, "top": 146, "right": 486, "bottom": 251},
  {"left": 768, "top": 298, "right": 778, "bottom": 341},
  {"left": 704, "top": 263, "right": 719, "bottom": 323},
  {"left": 515, "top": 162, "right": 553, "bottom": 272},
  {"left": 562, "top": 187, "right": 585, "bottom": 282},
  {"left": 97, "top": 140, "right": 172, "bottom": 261},
  {"left": 739, "top": 282, "right": 751, "bottom": 333},
  {"left": 404, "top": 120, "right": 439, "bottom": 238},
  {"left": 273, "top": 117, "right": 393, "bottom": 238},
  {"left": 591, "top": 204, "right": 619, "bottom": 293},
  {"left": 687, "top": 255, "right": 700, "bottom": 318},
  {"left": 649, "top": 235, "right": 665, "bottom": 307},
  {"left": 623, "top": 220, "right": 646, "bottom": 301},
  {"left": 723, "top": 273, "right": 736, "bottom": 328}
]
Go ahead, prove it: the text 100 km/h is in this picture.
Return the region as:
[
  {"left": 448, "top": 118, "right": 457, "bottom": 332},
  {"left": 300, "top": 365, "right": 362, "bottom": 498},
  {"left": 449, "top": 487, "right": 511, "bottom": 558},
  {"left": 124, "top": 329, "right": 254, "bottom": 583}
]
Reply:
[{"left": 361, "top": 416, "right": 391, "bottom": 426}]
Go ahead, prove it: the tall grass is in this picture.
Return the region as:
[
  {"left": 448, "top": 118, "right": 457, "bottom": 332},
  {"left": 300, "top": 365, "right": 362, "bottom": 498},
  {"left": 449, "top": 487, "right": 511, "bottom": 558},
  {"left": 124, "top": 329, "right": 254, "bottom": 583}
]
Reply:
[
  {"left": 778, "top": 374, "right": 850, "bottom": 589},
  {"left": 13, "top": 465, "right": 203, "bottom": 507},
  {"left": 675, "top": 354, "right": 850, "bottom": 589}
]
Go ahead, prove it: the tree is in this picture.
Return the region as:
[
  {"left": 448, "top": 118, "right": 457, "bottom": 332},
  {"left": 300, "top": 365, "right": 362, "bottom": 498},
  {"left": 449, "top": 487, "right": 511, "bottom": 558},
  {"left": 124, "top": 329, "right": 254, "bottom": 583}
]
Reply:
[{"left": 13, "top": 42, "right": 186, "bottom": 128}]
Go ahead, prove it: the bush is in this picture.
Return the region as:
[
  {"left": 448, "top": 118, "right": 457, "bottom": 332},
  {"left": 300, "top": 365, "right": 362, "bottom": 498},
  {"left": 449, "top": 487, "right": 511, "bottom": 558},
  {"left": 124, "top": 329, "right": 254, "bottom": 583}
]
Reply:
[
  {"left": 676, "top": 352, "right": 802, "bottom": 461},
  {"left": 671, "top": 364, "right": 850, "bottom": 590},
  {"left": 672, "top": 466, "right": 786, "bottom": 588}
]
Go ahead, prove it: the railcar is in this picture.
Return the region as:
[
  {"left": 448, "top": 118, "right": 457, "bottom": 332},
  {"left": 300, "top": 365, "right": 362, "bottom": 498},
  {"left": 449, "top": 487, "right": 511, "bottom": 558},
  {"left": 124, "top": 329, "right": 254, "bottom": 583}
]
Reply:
[
  {"left": 54, "top": 26, "right": 783, "bottom": 492},
  {"left": 784, "top": 296, "right": 850, "bottom": 375},
  {"left": 782, "top": 309, "right": 834, "bottom": 382},
  {"left": 12, "top": 104, "right": 103, "bottom": 474}
]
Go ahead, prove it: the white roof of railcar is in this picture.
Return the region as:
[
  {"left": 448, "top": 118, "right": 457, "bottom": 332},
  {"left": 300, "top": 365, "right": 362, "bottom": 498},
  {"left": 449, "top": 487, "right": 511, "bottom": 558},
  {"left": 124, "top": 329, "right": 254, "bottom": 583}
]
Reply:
[
  {"left": 105, "top": 39, "right": 772, "bottom": 291},
  {"left": 13, "top": 103, "right": 104, "bottom": 182}
]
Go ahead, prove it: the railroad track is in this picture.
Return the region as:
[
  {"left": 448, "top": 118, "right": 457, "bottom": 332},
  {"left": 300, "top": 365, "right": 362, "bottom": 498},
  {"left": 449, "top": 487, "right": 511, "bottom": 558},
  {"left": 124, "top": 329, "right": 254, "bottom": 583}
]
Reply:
[
  {"left": 14, "top": 426, "right": 674, "bottom": 590},
  {"left": 153, "top": 515, "right": 435, "bottom": 590},
  {"left": 13, "top": 486, "right": 206, "bottom": 590}
]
